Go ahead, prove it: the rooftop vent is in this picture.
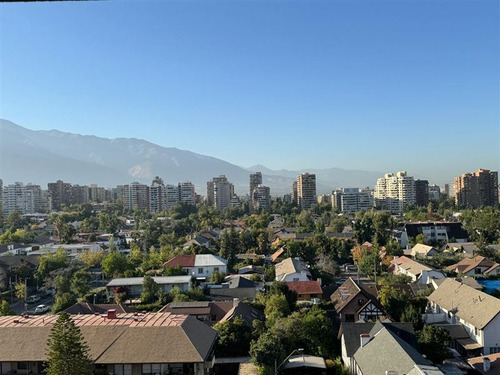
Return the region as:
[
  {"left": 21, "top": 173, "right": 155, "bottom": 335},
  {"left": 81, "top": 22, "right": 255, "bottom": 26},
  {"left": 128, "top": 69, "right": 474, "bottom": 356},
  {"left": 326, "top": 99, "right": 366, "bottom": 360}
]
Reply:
[{"left": 107, "top": 309, "right": 117, "bottom": 320}]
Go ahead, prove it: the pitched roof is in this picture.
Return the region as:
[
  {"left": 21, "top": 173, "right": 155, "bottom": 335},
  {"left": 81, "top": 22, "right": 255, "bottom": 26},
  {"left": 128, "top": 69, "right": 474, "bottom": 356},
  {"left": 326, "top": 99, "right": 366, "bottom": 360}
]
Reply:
[
  {"left": 403, "top": 222, "right": 468, "bottom": 240},
  {"left": 353, "top": 327, "right": 431, "bottom": 375},
  {"left": 270, "top": 247, "right": 285, "bottom": 262},
  {"left": 209, "top": 287, "right": 257, "bottom": 302},
  {"left": 275, "top": 257, "right": 310, "bottom": 279},
  {"left": 159, "top": 301, "right": 234, "bottom": 325},
  {"left": 428, "top": 278, "right": 500, "bottom": 329},
  {"left": 163, "top": 254, "right": 196, "bottom": 268},
  {"left": 286, "top": 281, "right": 322, "bottom": 296},
  {"left": 330, "top": 278, "right": 383, "bottom": 314},
  {"left": 194, "top": 254, "right": 228, "bottom": 267},
  {"left": 468, "top": 353, "right": 500, "bottom": 375},
  {"left": 486, "top": 263, "right": 500, "bottom": 275},
  {"left": 0, "top": 312, "right": 216, "bottom": 363},
  {"left": 391, "top": 256, "right": 433, "bottom": 277},
  {"left": 446, "top": 256, "right": 496, "bottom": 274},
  {"left": 410, "top": 244, "right": 437, "bottom": 257},
  {"left": 64, "top": 303, "right": 138, "bottom": 314},
  {"left": 220, "top": 302, "right": 265, "bottom": 327},
  {"left": 225, "top": 275, "right": 256, "bottom": 289},
  {"left": 0, "top": 255, "right": 40, "bottom": 269}
]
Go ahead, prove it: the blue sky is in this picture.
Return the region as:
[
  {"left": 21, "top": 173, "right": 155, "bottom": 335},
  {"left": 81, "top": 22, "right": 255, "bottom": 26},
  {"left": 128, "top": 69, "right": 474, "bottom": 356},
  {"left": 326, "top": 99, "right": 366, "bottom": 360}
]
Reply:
[{"left": 1, "top": 0, "right": 499, "bottom": 184}]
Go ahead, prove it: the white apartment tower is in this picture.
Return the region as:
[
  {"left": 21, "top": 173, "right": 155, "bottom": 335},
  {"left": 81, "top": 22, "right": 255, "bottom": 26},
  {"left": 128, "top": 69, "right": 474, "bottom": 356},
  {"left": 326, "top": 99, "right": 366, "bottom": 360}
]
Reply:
[
  {"left": 207, "top": 175, "right": 233, "bottom": 210},
  {"left": 374, "top": 171, "right": 416, "bottom": 213},
  {"left": 178, "top": 182, "right": 195, "bottom": 205},
  {"left": 2, "top": 182, "right": 35, "bottom": 216},
  {"left": 297, "top": 173, "right": 316, "bottom": 210},
  {"left": 332, "top": 188, "right": 373, "bottom": 213},
  {"left": 123, "top": 182, "right": 150, "bottom": 212}
]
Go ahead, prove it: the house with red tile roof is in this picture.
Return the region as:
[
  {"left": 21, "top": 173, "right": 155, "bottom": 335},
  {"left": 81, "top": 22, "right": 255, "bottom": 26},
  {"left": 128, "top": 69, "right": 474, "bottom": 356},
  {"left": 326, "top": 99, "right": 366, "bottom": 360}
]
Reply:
[{"left": 286, "top": 281, "right": 323, "bottom": 301}]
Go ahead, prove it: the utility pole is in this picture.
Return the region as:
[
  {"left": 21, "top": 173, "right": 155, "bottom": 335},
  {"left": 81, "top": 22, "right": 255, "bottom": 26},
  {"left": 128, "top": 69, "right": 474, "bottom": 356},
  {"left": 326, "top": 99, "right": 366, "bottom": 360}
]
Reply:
[{"left": 24, "top": 278, "right": 28, "bottom": 314}]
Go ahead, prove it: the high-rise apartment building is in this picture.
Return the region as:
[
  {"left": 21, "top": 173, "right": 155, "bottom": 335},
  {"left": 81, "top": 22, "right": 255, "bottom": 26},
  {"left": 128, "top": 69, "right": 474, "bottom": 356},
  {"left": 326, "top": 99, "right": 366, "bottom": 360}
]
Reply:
[
  {"left": 207, "top": 176, "right": 234, "bottom": 210},
  {"left": 428, "top": 184, "right": 440, "bottom": 200},
  {"left": 414, "top": 180, "right": 429, "bottom": 207},
  {"left": 291, "top": 180, "right": 298, "bottom": 204},
  {"left": 178, "top": 182, "right": 196, "bottom": 205},
  {"left": 297, "top": 173, "right": 316, "bottom": 210},
  {"left": 2, "top": 182, "right": 35, "bottom": 216},
  {"left": 249, "top": 172, "right": 263, "bottom": 213},
  {"left": 123, "top": 182, "right": 150, "bottom": 212},
  {"left": 149, "top": 177, "right": 165, "bottom": 213},
  {"left": 454, "top": 169, "right": 498, "bottom": 208},
  {"left": 252, "top": 185, "right": 271, "bottom": 212},
  {"left": 165, "top": 184, "right": 180, "bottom": 209},
  {"left": 48, "top": 180, "right": 72, "bottom": 210},
  {"left": 25, "top": 184, "right": 52, "bottom": 213},
  {"left": 89, "top": 184, "right": 107, "bottom": 203},
  {"left": 374, "top": 171, "right": 416, "bottom": 213},
  {"left": 71, "top": 185, "right": 90, "bottom": 205},
  {"left": 332, "top": 188, "right": 373, "bottom": 213}
]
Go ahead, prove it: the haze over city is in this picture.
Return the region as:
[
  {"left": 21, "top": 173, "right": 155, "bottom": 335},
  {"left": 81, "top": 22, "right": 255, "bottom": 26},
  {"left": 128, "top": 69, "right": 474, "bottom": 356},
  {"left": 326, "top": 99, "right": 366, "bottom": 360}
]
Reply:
[{"left": 1, "top": 0, "right": 499, "bottom": 185}]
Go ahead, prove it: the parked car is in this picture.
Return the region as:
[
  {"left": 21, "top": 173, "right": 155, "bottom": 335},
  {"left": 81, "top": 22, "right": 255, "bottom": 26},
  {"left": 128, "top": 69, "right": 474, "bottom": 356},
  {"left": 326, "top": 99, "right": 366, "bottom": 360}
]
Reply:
[
  {"left": 27, "top": 295, "right": 41, "bottom": 304},
  {"left": 34, "top": 304, "right": 50, "bottom": 314},
  {"left": 44, "top": 288, "right": 56, "bottom": 296}
]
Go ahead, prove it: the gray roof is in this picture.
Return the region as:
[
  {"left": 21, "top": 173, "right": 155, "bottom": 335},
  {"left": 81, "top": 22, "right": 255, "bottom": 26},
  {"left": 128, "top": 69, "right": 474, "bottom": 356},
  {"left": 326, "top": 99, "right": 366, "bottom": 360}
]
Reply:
[
  {"left": 428, "top": 278, "right": 500, "bottom": 329},
  {"left": 107, "top": 275, "right": 192, "bottom": 287},
  {"left": 194, "top": 254, "right": 227, "bottom": 267},
  {"left": 353, "top": 327, "right": 431, "bottom": 375}
]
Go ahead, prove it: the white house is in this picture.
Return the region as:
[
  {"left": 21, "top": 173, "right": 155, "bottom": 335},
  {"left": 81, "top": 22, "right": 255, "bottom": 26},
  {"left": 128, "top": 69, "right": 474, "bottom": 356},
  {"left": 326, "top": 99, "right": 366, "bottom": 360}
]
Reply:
[
  {"left": 275, "top": 257, "right": 311, "bottom": 282},
  {"left": 106, "top": 275, "right": 192, "bottom": 299},
  {"left": 410, "top": 244, "right": 439, "bottom": 258},
  {"left": 390, "top": 256, "right": 445, "bottom": 284},
  {"left": 427, "top": 278, "right": 500, "bottom": 355},
  {"left": 446, "top": 256, "right": 500, "bottom": 277},
  {"left": 163, "top": 254, "right": 227, "bottom": 281}
]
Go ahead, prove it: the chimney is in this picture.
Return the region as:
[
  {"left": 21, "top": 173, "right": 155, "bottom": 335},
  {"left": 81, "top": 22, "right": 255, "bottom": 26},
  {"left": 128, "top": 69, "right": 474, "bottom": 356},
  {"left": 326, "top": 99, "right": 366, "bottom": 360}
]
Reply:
[
  {"left": 107, "top": 309, "right": 117, "bottom": 320},
  {"left": 483, "top": 358, "right": 491, "bottom": 372},
  {"left": 233, "top": 298, "right": 240, "bottom": 308},
  {"left": 360, "top": 334, "right": 370, "bottom": 348},
  {"left": 317, "top": 278, "right": 322, "bottom": 286}
]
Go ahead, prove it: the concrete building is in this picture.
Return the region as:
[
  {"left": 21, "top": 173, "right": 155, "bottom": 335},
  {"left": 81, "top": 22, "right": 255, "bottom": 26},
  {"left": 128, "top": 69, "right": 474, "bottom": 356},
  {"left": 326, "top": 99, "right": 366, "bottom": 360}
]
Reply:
[
  {"left": 123, "top": 182, "right": 149, "bottom": 212},
  {"left": 178, "top": 181, "right": 196, "bottom": 205},
  {"left": 414, "top": 180, "right": 429, "bottom": 207},
  {"left": 454, "top": 169, "right": 498, "bottom": 208},
  {"left": 149, "top": 176, "right": 165, "bottom": 213},
  {"left": 428, "top": 184, "right": 441, "bottom": 200},
  {"left": 374, "top": 171, "right": 416, "bottom": 213},
  {"left": 47, "top": 180, "right": 72, "bottom": 210},
  {"left": 89, "top": 183, "right": 107, "bottom": 203},
  {"left": 207, "top": 175, "right": 233, "bottom": 210},
  {"left": 291, "top": 180, "right": 298, "bottom": 204},
  {"left": 252, "top": 184, "right": 271, "bottom": 212},
  {"left": 297, "top": 173, "right": 316, "bottom": 210},
  {"left": 25, "top": 183, "right": 52, "bottom": 213},
  {"left": 165, "top": 184, "right": 180, "bottom": 209},
  {"left": 332, "top": 188, "right": 373, "bottom": 213},
  {"left": 2, "top": 182, "right": 35, "bottom": 216},
  {"left": 249, "top": 172, "right": 262, "bottom": 213}
]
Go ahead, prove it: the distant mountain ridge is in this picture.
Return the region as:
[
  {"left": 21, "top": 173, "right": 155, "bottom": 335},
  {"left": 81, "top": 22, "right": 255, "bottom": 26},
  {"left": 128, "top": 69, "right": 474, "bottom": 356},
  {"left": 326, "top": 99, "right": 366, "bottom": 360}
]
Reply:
[{"left": 0, "top": 119, "right": 381, "bottom": 195}]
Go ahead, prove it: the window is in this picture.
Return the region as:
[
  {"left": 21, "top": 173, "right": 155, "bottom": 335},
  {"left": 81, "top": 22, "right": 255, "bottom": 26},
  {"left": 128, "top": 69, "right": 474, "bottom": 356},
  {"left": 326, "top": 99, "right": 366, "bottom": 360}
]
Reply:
[
  {"left": 214, "top": 267, "right": 219, "bottom": 272},
  {"left": 293, "top": 278, "right": 299, "bottom": 282},
  {"left": 17, "top": 362, "right": 27, "bottom": 370},
  {"left": 345, "top": 314, "right": 355, "bottom": 322},
  {"left": 358, "top": 299, "right": 364, "bottom": 306},
  {"left": 475, "top": 268, "right": 481, "bottom": 275},
  {"left": 198, "top": 267, "right": 204, "bottom": 274},
  {"left": 490, "top": 347, "right": 500, "bottom": 354},
  {"left": 142, "top": 364, "right": 152, "bottom": 375}
]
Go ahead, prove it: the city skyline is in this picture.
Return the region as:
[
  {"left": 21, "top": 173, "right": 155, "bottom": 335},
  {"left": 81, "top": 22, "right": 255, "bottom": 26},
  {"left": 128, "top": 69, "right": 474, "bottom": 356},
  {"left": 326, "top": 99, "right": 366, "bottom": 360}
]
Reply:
[{"left": 1, "top": 1, "right": 499, "bottom": 182}]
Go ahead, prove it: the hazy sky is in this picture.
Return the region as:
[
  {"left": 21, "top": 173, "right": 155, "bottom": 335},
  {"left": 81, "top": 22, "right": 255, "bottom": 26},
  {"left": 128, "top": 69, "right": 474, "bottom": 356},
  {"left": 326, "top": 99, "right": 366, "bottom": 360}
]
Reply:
[{"left": 1, "top": 0, "right": 499, "bottom": 183}]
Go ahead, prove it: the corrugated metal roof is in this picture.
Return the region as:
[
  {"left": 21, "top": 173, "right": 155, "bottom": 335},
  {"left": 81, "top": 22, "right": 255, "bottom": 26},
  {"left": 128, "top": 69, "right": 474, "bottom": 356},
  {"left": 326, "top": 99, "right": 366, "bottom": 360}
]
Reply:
[
  {"left": 106, "top": 275, "right": 192, "bottom": 287},
  {"left": 194, "top": 254, "right": 228, "bottom": 267}
]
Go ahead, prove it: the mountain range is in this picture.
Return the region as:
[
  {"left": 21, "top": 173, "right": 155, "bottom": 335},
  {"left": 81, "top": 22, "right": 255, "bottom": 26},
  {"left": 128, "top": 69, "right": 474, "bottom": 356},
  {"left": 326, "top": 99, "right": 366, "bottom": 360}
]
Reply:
[{"left": 0, "top": 119, "right": 382, "bottom": 195}]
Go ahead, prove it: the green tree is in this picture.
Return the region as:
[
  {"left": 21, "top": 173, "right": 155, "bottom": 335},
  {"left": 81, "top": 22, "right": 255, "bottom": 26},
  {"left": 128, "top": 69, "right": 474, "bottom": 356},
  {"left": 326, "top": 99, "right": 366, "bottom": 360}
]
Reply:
[
  {"left": 101, "top": 250, "right": 131, "bottom": 278},
  {"left": 461, "top": 207, "right": 500, "bottom": 244},
  {"left": 35, "top": 249, "right": 70, "bottom": 286},
  {"left": 70, "top": 269, "right": 92, "bottom": 298},
  {"left": 213, "top": 316, "right": 252, "bottom": 357},
  {"left": 141, "top": 275, "right": 159, "bottom": 304},
  {"left": 417, "top": 325, "right": 451, "bottom": 364},
  {"left": 97, "top": 212, "right": 120, "bottom": 233},
  {"left": 269, "top": 281, "right": 298, "bottom": 310},
  {"left": 52, "top": 293, "right": 77, "bottom": 313},
  {"left": 0, "top": 300, "right": 15, "bottom": 316},
  {"left": 45, "top": 312, "right": 93, "bottom": 375},
  {"left": 264, "top": 294, "right": 290, "bottom": 327},
  {"left": 378, "top": 285, "right": 408, "bottom": 321},
  {"left": 250, "top": 331, "right": 285, "bottom": 371},
  {"left": 15, "top": 282, "right": 26, "bottom": 301},
  {"left": 210, "top": 270, "right": 226, "bottom": 284}
]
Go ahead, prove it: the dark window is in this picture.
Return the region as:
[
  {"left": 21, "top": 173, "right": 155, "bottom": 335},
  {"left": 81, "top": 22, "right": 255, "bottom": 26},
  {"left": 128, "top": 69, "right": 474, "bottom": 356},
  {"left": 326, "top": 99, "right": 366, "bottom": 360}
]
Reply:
[{"left": 345, "top": 314, "right": 355, "bottom": 322}]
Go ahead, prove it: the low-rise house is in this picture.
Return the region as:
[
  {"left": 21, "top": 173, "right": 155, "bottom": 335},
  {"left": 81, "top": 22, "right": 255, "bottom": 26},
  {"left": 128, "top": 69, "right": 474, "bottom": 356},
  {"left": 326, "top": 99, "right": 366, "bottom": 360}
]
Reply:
[
  {"left": 64, "top": 303, "right": 138, "bottom": 314},
  {"left": 159, "top": 301, "right": 234, "bottom": 325},
  {"left": 0, "top": 311, "right": 216, "bottom": 375},
  {"left": 395, "top": 221, "right": 469, "bottom": 248},
  {"left": 410, "top": 244, "right": 439, "bottom": 258},
  {"left": 208, "top": 276, "right": 258, "bottom": 302},
  {"left": 427, "top": 278, "right": 500, "bottom": 355},
  {"left": 443, "top": 242, "right": 479, "bottom": 258},
  {"left": 106, "top": 275, "right": 192, "bottom": 300},
  {"left": 27, "top": 243, "right": 102, "bottom": 257},
  {"left": 468, "top": 353, "right": 500, "bottom": 374},
  {"left": 446, "top": 256, "right": 499, "bottom": 277},
  {"left": 339, "top": 321, "right": 417, "bottom": 372},
  {"left": 183, "top": 231, "right": 220, "bottom": 251},
  {"left": 352, "top": 325, "right": 433, "bottom": 375},
  {"left": 0, "top": 256, "right": 39, "bottom": 287},
  {"left": 163, "top": 254, "right": 228, "bottom": 281},
  {"left": 286, "top": 281, "right": 323, "bottom": 301},
  {"left": 275, "top": 257, "right": 311, "bottom": 282},
  {"left": 330, "top": 278, "right": 385, "bottom": 322},
  {"left": 390, "top": 256, "right": 446, "bottom": 284}
]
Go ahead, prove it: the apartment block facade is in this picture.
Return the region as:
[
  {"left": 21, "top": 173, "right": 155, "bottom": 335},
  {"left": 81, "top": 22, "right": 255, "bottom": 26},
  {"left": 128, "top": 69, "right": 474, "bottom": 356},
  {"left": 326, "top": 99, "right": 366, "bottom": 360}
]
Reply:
[{"left": 454, "top": 169, "right": 498, "bottom": 208}]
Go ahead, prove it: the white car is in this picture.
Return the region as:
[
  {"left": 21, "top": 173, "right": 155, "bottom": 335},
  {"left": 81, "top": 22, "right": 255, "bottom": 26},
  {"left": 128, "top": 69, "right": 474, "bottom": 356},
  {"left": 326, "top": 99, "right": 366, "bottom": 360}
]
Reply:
[
  {"left": 34, "top": 304, "right": 50, "bottom": 314},
  {"left": 26, "top": 295, "right": 41, "bottom": 304}
]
